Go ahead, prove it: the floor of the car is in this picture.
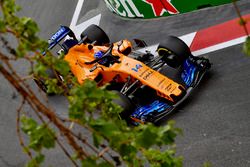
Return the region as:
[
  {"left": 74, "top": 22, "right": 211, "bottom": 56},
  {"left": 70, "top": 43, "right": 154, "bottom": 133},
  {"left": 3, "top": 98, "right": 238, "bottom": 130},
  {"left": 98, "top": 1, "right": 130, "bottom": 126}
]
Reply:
[{"left": 132, "top": 86, "right": 158, "bottom": 106}]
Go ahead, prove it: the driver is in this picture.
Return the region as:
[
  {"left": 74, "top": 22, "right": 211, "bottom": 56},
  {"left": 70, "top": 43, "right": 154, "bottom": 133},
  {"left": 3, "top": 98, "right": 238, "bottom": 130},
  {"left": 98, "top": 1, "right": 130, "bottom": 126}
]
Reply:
[{"left": 93, "top": 40, "right": 132, "bottom": 67}]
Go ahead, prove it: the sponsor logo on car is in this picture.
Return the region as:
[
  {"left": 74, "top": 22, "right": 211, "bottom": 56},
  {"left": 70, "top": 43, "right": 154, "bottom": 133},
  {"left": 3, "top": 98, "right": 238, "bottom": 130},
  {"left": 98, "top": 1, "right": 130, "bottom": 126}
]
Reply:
[
  {"left": 51, "top": 27, "right": 66, "bottom": 41},
  {"left": 132, "top": 64, "right": 143, "bottom": 72}
]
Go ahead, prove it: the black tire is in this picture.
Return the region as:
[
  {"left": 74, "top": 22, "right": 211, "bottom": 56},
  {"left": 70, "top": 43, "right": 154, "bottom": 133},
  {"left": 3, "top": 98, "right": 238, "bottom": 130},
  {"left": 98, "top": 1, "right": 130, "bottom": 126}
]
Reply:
[
  {"left": 80, "top": 24, "right": 110, "bottom": 45},
  {"left": 157, "top": 36, "right": 191, "bottom": 68},
  {"left": 33, "top": 68, "right": 60, "bottom": 95},
  {"left": 112, "top": 91, "right": 135, "bottom": 123},
  {"left": 62, "top": 39, "right": 78, "bottom": 54}
]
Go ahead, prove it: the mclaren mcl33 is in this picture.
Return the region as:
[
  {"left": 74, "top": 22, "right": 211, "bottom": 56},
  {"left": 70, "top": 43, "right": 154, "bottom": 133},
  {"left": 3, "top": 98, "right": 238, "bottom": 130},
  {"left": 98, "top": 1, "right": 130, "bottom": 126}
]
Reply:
[{"left": 35, "top": 25, "right": 211, "bottom": 124}]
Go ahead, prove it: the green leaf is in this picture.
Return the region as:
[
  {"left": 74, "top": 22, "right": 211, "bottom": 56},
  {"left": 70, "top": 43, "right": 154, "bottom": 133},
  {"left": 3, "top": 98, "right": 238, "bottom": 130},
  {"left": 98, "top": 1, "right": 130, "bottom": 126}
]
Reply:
[
  {"left": 0, "top": 19, "right": 6, "bottom": 32},
  {"left": 20, "top": 17, "right": 39, "bottom": 35},
  {"left": 203, "top": 162, "right": 212, "bottom": 167},
  {"left": 30, "top": 125, "right": 55, "bottom": 150},
  {"left": 2, "top": 0, "right": 17, "bottom": 15},
  {"left": 25, "top": 154, "right": 45, "bottom": 167},
  {"left": 29, "top": 139, "right": 42, "bottom": 151},
  {"left": 136, "top": 125, "right": 158, "bottom": 149},
  {"left": 82, "top": 157, "right": 113, "bottom": 167},
  {"left": 90, "top": 119, "right": 119, "bottom": 139},
  {"left": 54, "top": 59, "right": 70, "bottom": 77},
  {"left": 93, "top": 132, "right": 103, "bottom": 147},
  {"left": 81, "top": 157, "right": 97, "bottom": 167},
  {"left": 143, "top": 149, "right": 182, "bottom": 167},
  {"left": 98, "top": 162, "right": 113, "bottom": 167},
  {"left": 26, "top": 159, "right": 39, "bottom": 167},
  {"left": 16, "top": 42, "right": 28, "bottom": 58},
  {"left": 39, "top": 125, "right": 56, "bottom": 149},
  {"left": 22, "top": 146, "right": 30, "bottom": 154},
  {"left": 21, "top": 116, "right": 55, "bottom": 152},
  {"left": 33, "top": 62, "right": 47, "bottom": 77},
  {"left": 158, "top": 121, "right": 181, "bottom": 145},
  {"left": 243, "top": 36, "right": 250, "bottom": 56},
  {"left": 119, "top": 144, "right": 137, "bottom": 158},
  {"left": 34, "top": 154, "right": 45, "bottom": 164},
  {"left": 21, "top": 116, "right": 38, "bottom": 134},
  {"left": 45, "top": 78, "right": 64, "bottom": 94}
]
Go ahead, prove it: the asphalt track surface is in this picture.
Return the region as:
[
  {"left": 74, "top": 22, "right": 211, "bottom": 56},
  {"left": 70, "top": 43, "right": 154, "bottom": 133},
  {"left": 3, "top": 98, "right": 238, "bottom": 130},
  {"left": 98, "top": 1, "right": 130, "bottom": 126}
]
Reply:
[{"left": 0, "top": 0, "right": 250, "bottom": 166}]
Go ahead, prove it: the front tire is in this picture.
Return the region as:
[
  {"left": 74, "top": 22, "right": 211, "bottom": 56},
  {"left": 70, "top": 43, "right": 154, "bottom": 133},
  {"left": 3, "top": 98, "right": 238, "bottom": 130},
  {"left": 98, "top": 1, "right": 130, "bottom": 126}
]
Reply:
[
  {"left": 157, "top": 36, "right": 191, "bottom": 68},
  {"left": 112, "top": 91, "right": 135, "bottom": 123}
]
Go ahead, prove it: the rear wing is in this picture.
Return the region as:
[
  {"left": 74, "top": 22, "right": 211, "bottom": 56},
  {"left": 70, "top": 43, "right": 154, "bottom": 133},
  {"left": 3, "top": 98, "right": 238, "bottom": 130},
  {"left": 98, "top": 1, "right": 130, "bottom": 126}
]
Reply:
[
  {"left": 47, "top": 26, "right": 76, "bottom": 50},
  {"left": 42, "top": 26, "right": 76, "bottom": 56}
]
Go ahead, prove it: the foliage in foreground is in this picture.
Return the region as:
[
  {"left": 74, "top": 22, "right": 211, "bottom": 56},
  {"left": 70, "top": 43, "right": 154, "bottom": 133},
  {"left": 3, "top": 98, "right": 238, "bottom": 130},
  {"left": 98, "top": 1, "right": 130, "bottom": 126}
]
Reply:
[
  {"left": 232, "top": 0, "right": 250, "bottom": 55},
  {"left": 243, "top": 37, "right": 250, "bottom": 56},
  {"left": 0, "top": 0, "right": 182, "bottom": 166},
  {"left": 1, "top": 0, "right": 249, "bottom": 166}
]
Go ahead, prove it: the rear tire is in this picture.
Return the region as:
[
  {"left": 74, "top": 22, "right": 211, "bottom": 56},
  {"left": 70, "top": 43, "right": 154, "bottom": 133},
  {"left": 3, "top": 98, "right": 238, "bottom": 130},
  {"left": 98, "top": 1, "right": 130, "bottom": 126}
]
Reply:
[
  {"left": 157, "top": 36, "right": 191, "bottom": 68},
  {"left": 80, "top": 24, "right": 110, "bottom": 45},
  {"left": 34, "top": 69, "right": 61, "bottom": 95},
  {"left": 61, "top": 39, "right": 78, "bottom": 54}
]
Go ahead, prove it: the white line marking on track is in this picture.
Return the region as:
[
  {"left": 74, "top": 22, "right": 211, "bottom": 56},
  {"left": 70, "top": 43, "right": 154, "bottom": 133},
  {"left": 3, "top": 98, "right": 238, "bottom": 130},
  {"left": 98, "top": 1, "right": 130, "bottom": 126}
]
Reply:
[
  {"left": 70, "top": 0, "right": 84, "bottom": 28},
  {"left": 179, "top": 32, "right": 197, "bottom": 47},
  {"left": 70, "top": 0, "right": 101, "bottom": 39}
]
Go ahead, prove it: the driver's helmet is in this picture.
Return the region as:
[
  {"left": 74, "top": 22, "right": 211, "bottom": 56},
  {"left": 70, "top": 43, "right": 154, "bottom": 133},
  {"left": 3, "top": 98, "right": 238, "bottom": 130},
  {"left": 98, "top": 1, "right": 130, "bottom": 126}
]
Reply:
[{"left": 94, "top": 51, "right": 107, "bottom": 65}]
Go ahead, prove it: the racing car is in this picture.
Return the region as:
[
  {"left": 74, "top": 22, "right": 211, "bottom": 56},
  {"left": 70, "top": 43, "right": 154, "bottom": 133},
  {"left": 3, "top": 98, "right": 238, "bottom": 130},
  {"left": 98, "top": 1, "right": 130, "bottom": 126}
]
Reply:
[{"left": 35, "top": 25, "right": 211, "bottom": 124}]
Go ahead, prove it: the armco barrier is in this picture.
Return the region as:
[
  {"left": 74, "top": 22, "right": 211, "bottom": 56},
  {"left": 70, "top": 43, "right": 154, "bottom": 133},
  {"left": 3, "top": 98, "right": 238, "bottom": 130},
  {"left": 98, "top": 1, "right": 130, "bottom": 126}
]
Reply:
[{"left": 104, "top": 0, "right": 233, "bottom": 18}]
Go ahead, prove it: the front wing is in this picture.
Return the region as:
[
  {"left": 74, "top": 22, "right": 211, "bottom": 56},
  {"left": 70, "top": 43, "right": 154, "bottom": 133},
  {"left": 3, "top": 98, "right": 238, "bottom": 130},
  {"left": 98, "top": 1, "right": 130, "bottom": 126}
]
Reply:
[{"left": 130, "top": 55, "right": 211, "bottom": 124}]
